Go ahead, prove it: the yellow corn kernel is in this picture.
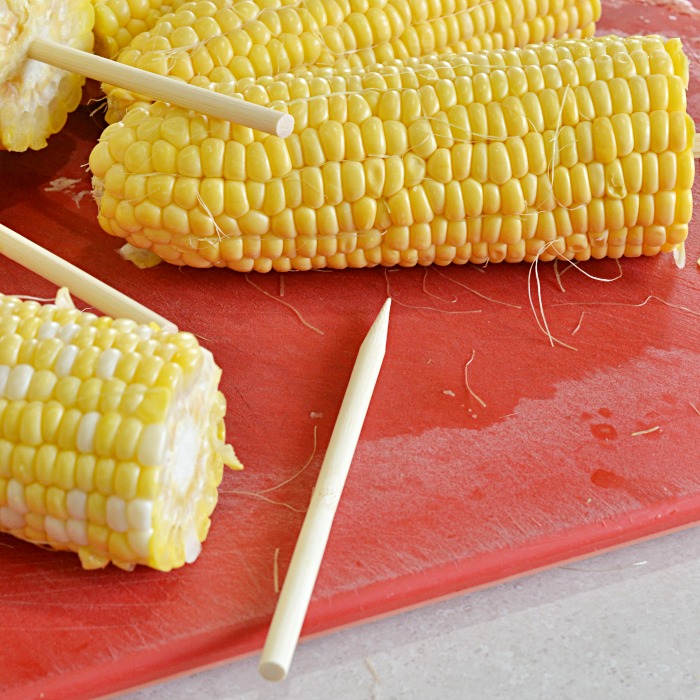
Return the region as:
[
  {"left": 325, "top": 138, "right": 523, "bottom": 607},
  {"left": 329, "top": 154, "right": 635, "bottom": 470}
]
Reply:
[
  {"left": 46, "top": 486, "right": 68, "bottom": 520},
  {"left": 11, "top": 444, "right": 35, "bottom": 484},
  {"left": 485, "top": 141, "right": 510, "bottom": 185}
]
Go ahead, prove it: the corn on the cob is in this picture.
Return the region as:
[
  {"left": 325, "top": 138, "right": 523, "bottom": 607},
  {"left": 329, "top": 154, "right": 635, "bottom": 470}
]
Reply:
[
  {"left": 90, "top": 35, "right": 695, "bottom": 272},
  {"left": 0, "top": 292, "right": 240, "bottom": 571},
  {"left": 103, "top": 0, "right": 601, "bottom": 123},
  {"left": 0, "top": 0, "right": 94, "bottom": 152}
]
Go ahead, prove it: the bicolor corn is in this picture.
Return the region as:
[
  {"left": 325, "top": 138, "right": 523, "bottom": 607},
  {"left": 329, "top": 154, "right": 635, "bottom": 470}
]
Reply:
[{"left": 0, "top": 293, "right": 241, "bottom": 571}]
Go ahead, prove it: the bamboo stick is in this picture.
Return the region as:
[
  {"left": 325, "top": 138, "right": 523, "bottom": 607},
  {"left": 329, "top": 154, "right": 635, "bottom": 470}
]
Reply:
[
  {"left": 259, "top": 299, "right": 392, "bottom": 682},
  {"left": 0, "top": 222, "right": 177, "bottom": 332},
  {"left": 27, "top": 38, "right": 294, "bottom": 138}
]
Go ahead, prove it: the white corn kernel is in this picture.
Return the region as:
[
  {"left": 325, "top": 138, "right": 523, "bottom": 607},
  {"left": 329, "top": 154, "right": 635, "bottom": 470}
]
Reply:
[
  {"left": 37, "top": 322, "right": 61, "bottom": 340},
  {"left": 96, "top": 348, "right": 122, "bottom": 379},
  {"left": 6, "top": 365, "right": 34, "bottom": 400},
  {"left": 0, "top": 366, "right": 10, "bottom": 396},
  {"left": 127, "top": 499, "right": 153, "bottom": 530},
  {"left": 81, "top": 313, "right": 98, "bottom": 325},
  {"left": 138, "top": 423, "right": 168, "bottom": 467},
  {"left": 127, "top": 529, "right": 152, "bottom": 558},
  {"left": 66, "top": 518, "right": 89, "bottom": 546},
  {"left": 106, "top": 495, "right": 129, "bottom": 532},
  {"left": 58, "top": 324, "right": 80, "bottom": 343},
  {"left": 66, "top": 489, "right": 88, "bottom": 520},
  {"left": 45, "top": 515, "right": 70, "bottom": 543},
  {"left": 77, "top": 412, "right": 100, "bottom": 453},
  {"left": 55, "top": 345, "right": 79, "bottom": 377},
  {"left": 134, "top": 325, "right": 154, "bottom": 340}
]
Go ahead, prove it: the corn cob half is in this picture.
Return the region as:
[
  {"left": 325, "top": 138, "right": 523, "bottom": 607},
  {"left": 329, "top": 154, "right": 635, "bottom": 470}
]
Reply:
[
  {"left": 103, "top": 0, "right": 601, "bottom": 123},
  {"left": 0, "top": 293, "right": 241, "bottom": 571},
  {"left": 0, "top": 0, "right": 95, "bottom": 151},
  {"left": 90, "top": 35, "right": 695, "bottom": 272}
]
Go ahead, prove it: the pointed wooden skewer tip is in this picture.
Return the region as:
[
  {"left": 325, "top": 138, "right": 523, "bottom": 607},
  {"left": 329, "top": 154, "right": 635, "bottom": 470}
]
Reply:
[
  {"left": 258, "top": 298, "right": 391, "bottom": 682},
  {"left": 0, "top": 221, "right": 177, "bottom": 332},
  {"left": 27, "top": 38, "right": 294, "bottom": 138}
]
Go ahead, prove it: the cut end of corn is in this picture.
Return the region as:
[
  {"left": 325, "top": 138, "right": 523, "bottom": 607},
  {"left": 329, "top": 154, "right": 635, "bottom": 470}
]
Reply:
[
  {"left": 0, "top": 293, "right": 240, "bottom": 571},
  {"left": 90, "top": 35, "right": 695, "bottom": 271},
  {"left": 0, "top": 0, "right": 94, "bottom": 152}
]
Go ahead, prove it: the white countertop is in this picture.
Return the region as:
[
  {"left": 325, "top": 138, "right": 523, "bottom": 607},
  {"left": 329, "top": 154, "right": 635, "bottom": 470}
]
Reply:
[{"left": 123, "top": 525, "right": 700, "bottom": 699}]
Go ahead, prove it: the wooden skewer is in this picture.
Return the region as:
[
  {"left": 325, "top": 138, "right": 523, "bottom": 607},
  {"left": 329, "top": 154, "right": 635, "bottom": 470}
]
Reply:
[
  {"left": 259, "top": 298, "right": 391, "bottom": 682},
  {"left": 27, "top": 38, "right": 294, "bottom": 138},
  {"left": 0, "top": 222, "right": 177, "bottom": 333},
  {"left": 694, "top": 133, "right": 700, "bottom": 158}
]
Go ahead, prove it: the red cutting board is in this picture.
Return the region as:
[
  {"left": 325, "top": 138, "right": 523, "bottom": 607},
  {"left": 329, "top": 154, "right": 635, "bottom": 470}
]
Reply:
[{"left": 1, "top": 4, "right": 700, "bottom": 698}]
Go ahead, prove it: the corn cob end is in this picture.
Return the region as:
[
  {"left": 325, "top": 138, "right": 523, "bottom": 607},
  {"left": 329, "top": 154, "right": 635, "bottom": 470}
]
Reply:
[{"left": 0, "top": 0, "right": 94, "bottom": 152}]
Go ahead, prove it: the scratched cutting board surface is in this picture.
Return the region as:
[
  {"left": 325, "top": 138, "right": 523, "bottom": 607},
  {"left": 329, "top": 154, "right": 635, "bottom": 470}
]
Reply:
[{"left": 1, "top": 3, "right": 700, "bottom": 698}]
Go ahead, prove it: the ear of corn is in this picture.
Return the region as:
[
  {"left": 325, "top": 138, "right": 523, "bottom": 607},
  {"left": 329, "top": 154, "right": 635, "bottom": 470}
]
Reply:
[
  {"left": 0, "top": 0, "right": 95, "bottom": 152},
  {"left": 90, "top": 35, "right": 695, "bottom": 272},
  {"left": 103, "top": 0, "right": 601, "bottom": 123},
  {"left": 0, "top": 293, "right": 241, "bottom": 571}
]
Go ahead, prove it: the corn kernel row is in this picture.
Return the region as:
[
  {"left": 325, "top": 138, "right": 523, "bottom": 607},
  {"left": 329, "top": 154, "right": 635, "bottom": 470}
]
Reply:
[{"left": 0, "top": 294, "right": 240, "bottom": 571}]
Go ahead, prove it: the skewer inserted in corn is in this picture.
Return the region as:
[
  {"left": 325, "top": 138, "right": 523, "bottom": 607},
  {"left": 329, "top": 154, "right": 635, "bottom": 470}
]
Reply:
[
  {"left": 0, "top": 292, "right": 240, "bottom": 571},
  {"left": 90, "top": 35, "right": 695, "bottom": 272}
]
